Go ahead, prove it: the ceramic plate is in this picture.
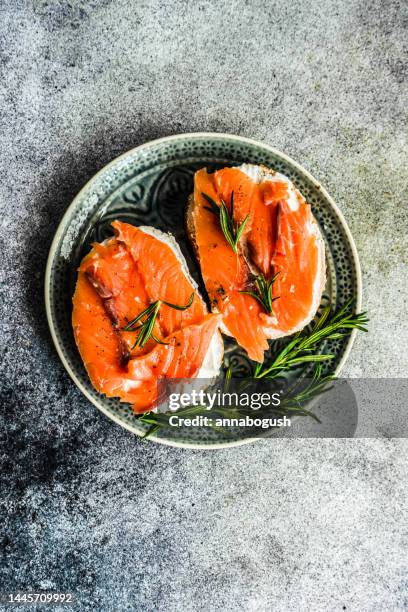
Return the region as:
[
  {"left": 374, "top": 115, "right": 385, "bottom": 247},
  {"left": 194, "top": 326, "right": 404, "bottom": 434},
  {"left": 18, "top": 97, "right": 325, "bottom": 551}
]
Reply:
[{"left": 45, "top": 133, "right": 362, "bottom": 448}]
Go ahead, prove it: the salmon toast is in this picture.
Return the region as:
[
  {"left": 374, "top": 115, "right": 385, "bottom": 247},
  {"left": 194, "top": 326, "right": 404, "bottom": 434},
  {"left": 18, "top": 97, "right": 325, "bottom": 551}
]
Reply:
[
  {"left": 72, "top": 221, "right": 223, "bottom": 412},
  {"left": 186, "top": 164, "right": 326, "bottom": 363}
]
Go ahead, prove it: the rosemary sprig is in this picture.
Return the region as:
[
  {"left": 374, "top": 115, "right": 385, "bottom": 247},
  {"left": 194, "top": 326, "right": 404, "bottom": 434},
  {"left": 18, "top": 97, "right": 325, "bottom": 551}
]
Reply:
[
  {"left": 137, "top": 366, "right": 333, "bottom": 437},
  {"left": 276, "top": 364, "right": 333, "bottom": 423},
  {"left": 240, "top": 272, "right": 280, "bottom": 313},
  {"left": 253, "top": 298, "right": 368, "bottom": 379},
  {"left": 136, "top": 299, "right": 368, "bottom": 439},
  {"left": 123, "top": 292, "right": 195, "bottom": 349},
  {"left": 202, "top": 191, "right": 249, "bottom": 254}
]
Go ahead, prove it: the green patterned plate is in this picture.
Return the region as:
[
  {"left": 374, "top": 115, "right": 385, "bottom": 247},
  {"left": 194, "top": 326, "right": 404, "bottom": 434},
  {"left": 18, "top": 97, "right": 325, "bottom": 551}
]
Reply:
[{"left": 45, "top": 133, "right": 362, "bottom": 448}]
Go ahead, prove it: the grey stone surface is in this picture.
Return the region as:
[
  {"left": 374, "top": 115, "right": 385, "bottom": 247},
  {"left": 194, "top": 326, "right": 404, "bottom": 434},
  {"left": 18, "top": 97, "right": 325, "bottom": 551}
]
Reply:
[{"left": 0, "top": 0, "right": 407, "bottom": 610}]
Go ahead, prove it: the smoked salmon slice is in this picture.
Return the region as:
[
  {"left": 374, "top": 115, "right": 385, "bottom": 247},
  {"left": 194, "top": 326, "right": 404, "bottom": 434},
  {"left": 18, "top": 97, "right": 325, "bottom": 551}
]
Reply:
[
  {"left": 72, "top": 221, "right": 223, "bottom": 412},
  {"left": 187, "top": 164, "right": 325, "bottom": 363}
]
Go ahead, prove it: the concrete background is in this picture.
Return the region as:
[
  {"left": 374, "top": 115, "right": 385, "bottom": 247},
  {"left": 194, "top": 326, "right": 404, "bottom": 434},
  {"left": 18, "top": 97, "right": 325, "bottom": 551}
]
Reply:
[{"left": 1, "top": 0, "right": 407, "bottom": 610}]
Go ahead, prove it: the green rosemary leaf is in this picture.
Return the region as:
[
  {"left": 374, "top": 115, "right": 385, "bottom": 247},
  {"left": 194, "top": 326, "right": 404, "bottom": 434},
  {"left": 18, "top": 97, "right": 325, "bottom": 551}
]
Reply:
[
  {"left": 240, "top": 272, "right": 279, "bottom": 314},
  {"left": 126, "top": 292, "right": 194, "bottom": 349},
  {"left": 284, "top": 354, "right": 335, "bottom": 366},
  {"left": 162, "top": 292, "right": 195, "bottom": 311},
  {"left": 239, "top": 290, "right": 267, "bottom": 307},
  {"left": 326, "top": 332, "right": 347, "bottom": 340},
  {"left": 151, "top": 333, "right": 169, "bottom": 345},
  {"left": 330, "top": 298, "right": 354, "bottom": 322},
  {"left": 201, "top": 191, "right": 248, "bottom": 254},
  {"left": 234, "top": 214, "right": 250, "bottom": 245},
  {"left": 141, "top": 424, "right": 160, "bottom": 439},
  {"left": 122, "top": 302, "right": 157, "bottom": 331},
  {"left": 253, "top": 362, "right": 263, "bottom": 377},
  {"left": 219, "top": 201, "right": 236, "bottom": 252},
  {"left": 201, "top": 192, "right": 220, "bottom": 215},
  {"left": 353, "top": 325, "right": 369, "bottom": 333},
  {"left": 312, "top": 305, "right": 331, "bottom": 332},
  {"left": 138, "top": 414, "right": 160, "bottom": 426},
  {"left": 128, "top": 301, "right": 161, "bottom": 349},
  {"left": 254, "top": 301, "right": 368, "bottom": 379},
  {"left": 224, "top": 365, "right": 233, "bottom": 391},
  {"left": 139, "top": 302, "right": 161, "bottom": 347}
]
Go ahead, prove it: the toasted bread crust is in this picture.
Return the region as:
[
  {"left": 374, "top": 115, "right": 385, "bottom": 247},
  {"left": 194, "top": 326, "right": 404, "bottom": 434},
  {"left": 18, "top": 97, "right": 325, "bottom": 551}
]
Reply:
[{"left": 185, "top": 193, "right": 199, "bottom": 261}]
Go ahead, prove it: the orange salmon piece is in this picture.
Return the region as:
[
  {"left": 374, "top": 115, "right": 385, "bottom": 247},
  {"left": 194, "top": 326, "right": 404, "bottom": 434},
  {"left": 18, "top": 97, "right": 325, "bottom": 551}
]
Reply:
[
  {"left": 113, "top": 221, "right": 207, "bottom": 336},
  {"left": 72, "top": 272, "right": 138, "bottom": 401},
  {"left": 262, "top": 199, "right": 322, "bottom": 335},
  {"left": 79, "top": 237, "right": 159, "bottom": 357},
  {"left": 191, "top": 166, "right": 325, "bottom": 362},
  {"left": 72, "top": 222, "right": 221, "bottom": 413},
  {"left": 126, "top": 313, "right": 221, "bottom": 411},
  {"left": 192, "top": 169, "right": 271, "bottom": 363}
]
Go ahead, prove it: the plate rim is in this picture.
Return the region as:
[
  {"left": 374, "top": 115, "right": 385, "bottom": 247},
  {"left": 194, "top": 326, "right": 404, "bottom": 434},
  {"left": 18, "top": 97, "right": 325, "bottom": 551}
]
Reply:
[{"left": 44, "top": 132, "right": 362, "bottom": 449}]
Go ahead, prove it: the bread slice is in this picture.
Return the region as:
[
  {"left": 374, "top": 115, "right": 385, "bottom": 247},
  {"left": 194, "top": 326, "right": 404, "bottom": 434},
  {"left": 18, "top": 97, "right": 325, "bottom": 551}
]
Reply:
[{"left": 186, "top": 163, "right": 326, "bottom": 343}]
